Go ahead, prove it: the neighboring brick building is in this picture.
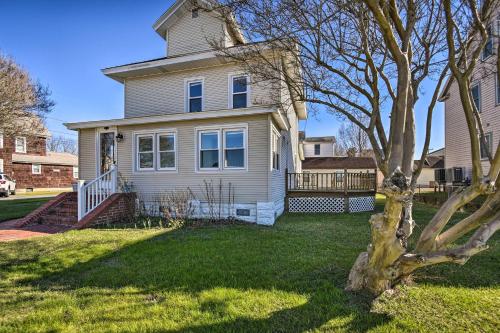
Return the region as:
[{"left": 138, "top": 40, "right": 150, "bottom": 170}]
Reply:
[{"left": 0, "top": 132, "right": 78, "bottom": 192}]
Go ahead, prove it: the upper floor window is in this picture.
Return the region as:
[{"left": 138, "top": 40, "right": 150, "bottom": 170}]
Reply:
[
  {"left": 15, "top": 137, "right": 26, "bottom": 153},
  {"left": 480, "top": 132, "right": 493, "bottom": 160},
  {"left": 471, "top": 83, "right": 481, "bottom": 113},
  {"left": 272, "top": 129, "right": 280, "bottom": 170},
  {"left": 482, "top": 24, "right": 493, "bottom": 60},
  {"left": 187, "top": 80, "right": 203, "bottom": 112},
  {"left": 314, "top": 144, "right": 321, "bottom": 155},
  {"left": 230, "top": 75, "right": 249, "bottom": 109}
]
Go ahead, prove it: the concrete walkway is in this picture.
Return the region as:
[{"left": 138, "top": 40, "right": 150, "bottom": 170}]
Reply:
[{"left": 0, "top": 220, "right": 69, "bottom": 242}]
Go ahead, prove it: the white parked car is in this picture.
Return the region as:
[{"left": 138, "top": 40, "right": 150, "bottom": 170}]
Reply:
[{"left": 0, "top": 174, "right": 16, "bottom": 197}]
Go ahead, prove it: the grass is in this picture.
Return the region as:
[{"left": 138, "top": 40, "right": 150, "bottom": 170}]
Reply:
[
  {"left": 0, "top": 199, "right": 498, "bottom": 332},
  {"left": 0, "top": 198, "right": 52, "bottom": 222}
]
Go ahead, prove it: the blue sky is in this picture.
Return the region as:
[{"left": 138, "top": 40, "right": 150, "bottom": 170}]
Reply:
[{"left": 0, "top": 0, "right": 444, "bottom": 154}]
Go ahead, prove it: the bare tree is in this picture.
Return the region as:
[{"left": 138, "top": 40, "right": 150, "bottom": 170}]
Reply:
[
  {"left": 203, "top": 0, "right": 500, "bottom": 294},
  {"left": 46, "top": 135, "right": 78, "bottom": 154},
  {"left": 337, "top": 116, "right": 371, "bottom": 156},
  {"left": 0, "top": 52, "right": 54, "bottom": 137}
]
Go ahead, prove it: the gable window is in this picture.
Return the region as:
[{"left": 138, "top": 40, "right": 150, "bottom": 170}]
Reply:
[
  {"left": 471, "top": 84, "right": 481, "bottom": 113},
  {"left": 199, "top": 131, "right": 219, "bottom": 169},
  {"left": 73, "top": 167, "right": 79, "bottom": 179},
  {"left": 192, "top": 8, "right": 199, "bottom": 18},
  {"left": 157, "top": 133, "right": 176, "bottom": 170},
  {"left": 224, "top": 130, "right": 245, "bottom": 168},
  {"left": 137, "top": 135, "right": 154, "bottom": 170},
  {"left": 32, "top": 163, "right": 41, "bottom": 175},
  {"left": 272, "top": 130, "right": 280, "bottom": 170},
  {"left": 187, "top": 80, "right": 203, "bottom": 112},
  {"left": 482, "top": 24, "right": 493, "bottom": 60},
  {"left": 480, "top": 132, "right": 493, "bottom": 160},
  {"left": 15, "top": 137, "right": 26, "bottom": 153},
  {"left": 314, "top": 144, "right": 321, "bottom": 155},
  {"left": 230, "top": 75, "right": 249, "bottom": 109}
]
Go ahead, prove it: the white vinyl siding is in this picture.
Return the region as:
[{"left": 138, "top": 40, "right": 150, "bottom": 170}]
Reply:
[
  {"left": 15, "top": 137, "right": 26, "bottom": 153},
  {"left": 32, "top": 163, "right": 41, "bottom": 175}
]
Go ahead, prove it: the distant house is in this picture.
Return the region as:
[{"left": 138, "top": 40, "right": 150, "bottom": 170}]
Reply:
[
  {"left": 0, "top": 126, "right": 78, "bottom": 192},
  {"left": 414, "top": 151, "right": 444, "bottom": 187},
  {"left": 301, "top": 134, "right": 336, "bottom": 158}
]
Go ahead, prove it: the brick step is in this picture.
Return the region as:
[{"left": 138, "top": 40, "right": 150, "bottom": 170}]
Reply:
[
  {"left": 47, "top": 208, "right": 78, "bottom": 216},
  {"left": 39, "top": 215, "right": 78, "bottom": 226}
]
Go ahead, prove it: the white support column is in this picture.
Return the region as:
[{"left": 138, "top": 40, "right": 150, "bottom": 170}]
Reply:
[
  {"left": 111, "top": 164, "right": 118, "bottom": 194},
  {"left": 77, "top": 180, "right": 86, "bottom": 221}
]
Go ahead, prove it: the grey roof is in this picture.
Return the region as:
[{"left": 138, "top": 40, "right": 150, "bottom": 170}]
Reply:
[
  {"left": 303, "top": 136, "right": 336, "bottom": 143},
  {"left": 12, "top": 152, "right": 78, "bottom": 166},
  {"left": 302, "top": 157, "right": 376, "bottom": 169}
]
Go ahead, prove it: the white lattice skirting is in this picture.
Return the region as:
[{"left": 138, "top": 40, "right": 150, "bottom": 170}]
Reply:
[{"left": 288, "top": 196, "right": 374, "bottom": 213}]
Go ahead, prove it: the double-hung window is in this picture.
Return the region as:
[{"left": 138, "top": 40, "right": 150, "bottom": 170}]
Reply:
[
  {"left": 471, "top": 83, "right": 481, "bottom": 113},
  {"left": 314, "top": 144, "right": 321, "bottom": 155},
  {"left": 136, "top": 132, "right": 177, "bottom": 172},
  {"left": 137, "top": 135, "right": 155, "bottom": 170},
  {"left": 480, "top": 132, "right": 493, "bottom": 160},
  {"left": 198, "top": 126, "right": 247, "bottom": 171},
  {"left": 157, "top": 133, "right": 176, "bottom": 170},
  {"left": 15, "top": 137, "right": 26, "bottom": 153},
  {"left": 224, "top": 130, "right": 245, "bottom": 168},
  {"left": 32, "top": 163, "right": 41, "bottom": 175},
  {"left": 271, "top": 130, "right": 280, "bottom": 170},
  {"left": 231, "top": 75, "right": 249, "bottom": 109},
  {"left": 482, "top": 24, "right": 493, "bottom": 60},
  {"left": 199, "top": 131, "right": 220, "bottom": 169},
  {"left": 188, "top": 80, "right": 203, "bottom": 112}
]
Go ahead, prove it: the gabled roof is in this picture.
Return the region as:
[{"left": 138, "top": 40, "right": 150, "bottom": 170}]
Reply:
[
  {"left": 302, "top": 157, "right": 376, "bottom": 169},
  {"left": 12, "top": 152, "right": 78, "bottom": 166},
  {"left": 153, "top": 0, "right": 245, "bottom": 44}
]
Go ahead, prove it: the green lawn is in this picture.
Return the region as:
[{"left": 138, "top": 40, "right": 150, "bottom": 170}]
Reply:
[
  {"left": 0, "top": 198, "right": 52, "bottom": 222},
  {"left": 0, "top": 199, "right": 498, "bottom": 332}
]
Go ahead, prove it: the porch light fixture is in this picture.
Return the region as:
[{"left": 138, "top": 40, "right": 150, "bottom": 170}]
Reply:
[{"left": 116, "top": 133, "right": 124, "bottom": 142}]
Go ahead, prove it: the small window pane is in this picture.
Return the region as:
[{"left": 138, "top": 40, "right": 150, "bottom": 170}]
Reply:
[
  {"left": 225, "top": 149, "right": 244, "bottom": 168},
  {"left": 159, "top": 135, "right": 175, "bottom": 151},
  {"left": 225, "top": 131, "right": 243, "bottom": 148},
  {"left": 189, "top": 98, "right": 202, "bottom": 112},
  {"left": 471, "top": 85, "right": 480, "bottom": 112},
  {"left": 160, "top": 152, "right": 176, "bottom": 168},
  {"left": 201, "top": 133, "right": 218, "bottom": 149},
  {"left": 139, "top": 153, "right": 154, "bottom": 168},
  {"left": 233, "top": 76, "right": 247, "bottom": 93},
  {"left": 233, "top": 94, "right": 247, "bottom": 109},
  {"left": 201, "top": 150, "right": 219, "bottom": 168},
  {"left": 138, "top": 136, "right": 153, "bottom": 152},
  {"left": 190, "top": 82, "right": 202, "bottom": 97}
]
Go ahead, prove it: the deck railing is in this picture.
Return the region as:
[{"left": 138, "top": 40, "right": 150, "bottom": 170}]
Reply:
[
  {"left": 286, "top": 169, "right": 377, "bottom": 193},
  {"left": 77, "top": 164, "right": 118, "bottom": 221}
]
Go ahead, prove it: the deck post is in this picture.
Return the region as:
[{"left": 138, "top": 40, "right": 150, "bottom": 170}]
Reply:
[
  {"left": 343, "top": 169, "right": 349, "bottom": 213},
  {"left": 77, "top": 180, "right": 85, "bottom": 221}
]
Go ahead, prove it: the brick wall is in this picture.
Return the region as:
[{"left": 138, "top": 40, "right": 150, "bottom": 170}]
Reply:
[
  {"left": 75, "top": 193, "right": 137, "bottom": 229},
  {"left": 12, "top": 163, "right": 76, "bottom": 189}
]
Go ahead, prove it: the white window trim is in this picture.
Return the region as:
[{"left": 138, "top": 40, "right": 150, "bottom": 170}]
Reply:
[
  {"left": 271, "top": 126, "right": 281, "bottom": 171},
  {"left": 471, "top": 83, "right": 481, "bottom": 113},
  {"left": 32, "top": 163, "right": 41, "bottom": 175},
  {"left": 136, "top": 134, "right": 155, "bottom": 171},
  {"left": 185, "top": 77, "right": 204, "bottom": 113},
  {"left": 15, "top": 136, "right": 27, "bottom": 153},
  {"left": 73, "top": 166, "right": 79, "bottom": 179},
  {"left": 195, "top": 123, "right": 249, "bottom": 173},
  {"left": 133, "top": 129, "right": 178, "bottom": 173},
  {"left": 0, "top": 132, "right": 3, "bottom": 149},
  {"left": 223, "top": 129, "right": 246, "bottom": 170},
  {"left": 156, "top": 132, "right": 177, "bottom": 171},
  {"left": 198, "top": 130, "right": 221, "bottom": 171},
  {"left": 228, "top": 73, "right": 251, "bottom": 109}
]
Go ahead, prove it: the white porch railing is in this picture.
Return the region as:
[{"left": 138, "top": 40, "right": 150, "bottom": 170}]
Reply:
[{"left": 77, "top": 164, "right": 118, "bottom": 221}]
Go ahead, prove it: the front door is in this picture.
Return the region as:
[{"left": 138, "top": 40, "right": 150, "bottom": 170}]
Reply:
[{"left": 99, "top": 131, "right": 116, "bottom": 175}]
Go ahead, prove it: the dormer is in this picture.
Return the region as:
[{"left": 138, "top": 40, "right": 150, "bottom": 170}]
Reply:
[{"left": 153, "top": 0, "right": 245, "bottom": 57}]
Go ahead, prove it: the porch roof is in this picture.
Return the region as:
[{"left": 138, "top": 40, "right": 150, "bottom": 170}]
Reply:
[{"left": 64, "top": 106, "right": 288, "bottom": 130}]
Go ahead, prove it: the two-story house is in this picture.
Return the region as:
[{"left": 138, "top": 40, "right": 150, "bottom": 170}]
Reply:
[
  {"left": 439, "top": 18, "right": 499, "bottom": 184},
  {"left": 0, "top": 127, "right": 78, "bottom": 193},
  {"left": 65, "top": 0, "right": 306, "bottom": 225}
]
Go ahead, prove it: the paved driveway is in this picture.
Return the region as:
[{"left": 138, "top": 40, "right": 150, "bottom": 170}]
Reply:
[{"left": 0, "top": 220, "right": 68, "bottom": 242}]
